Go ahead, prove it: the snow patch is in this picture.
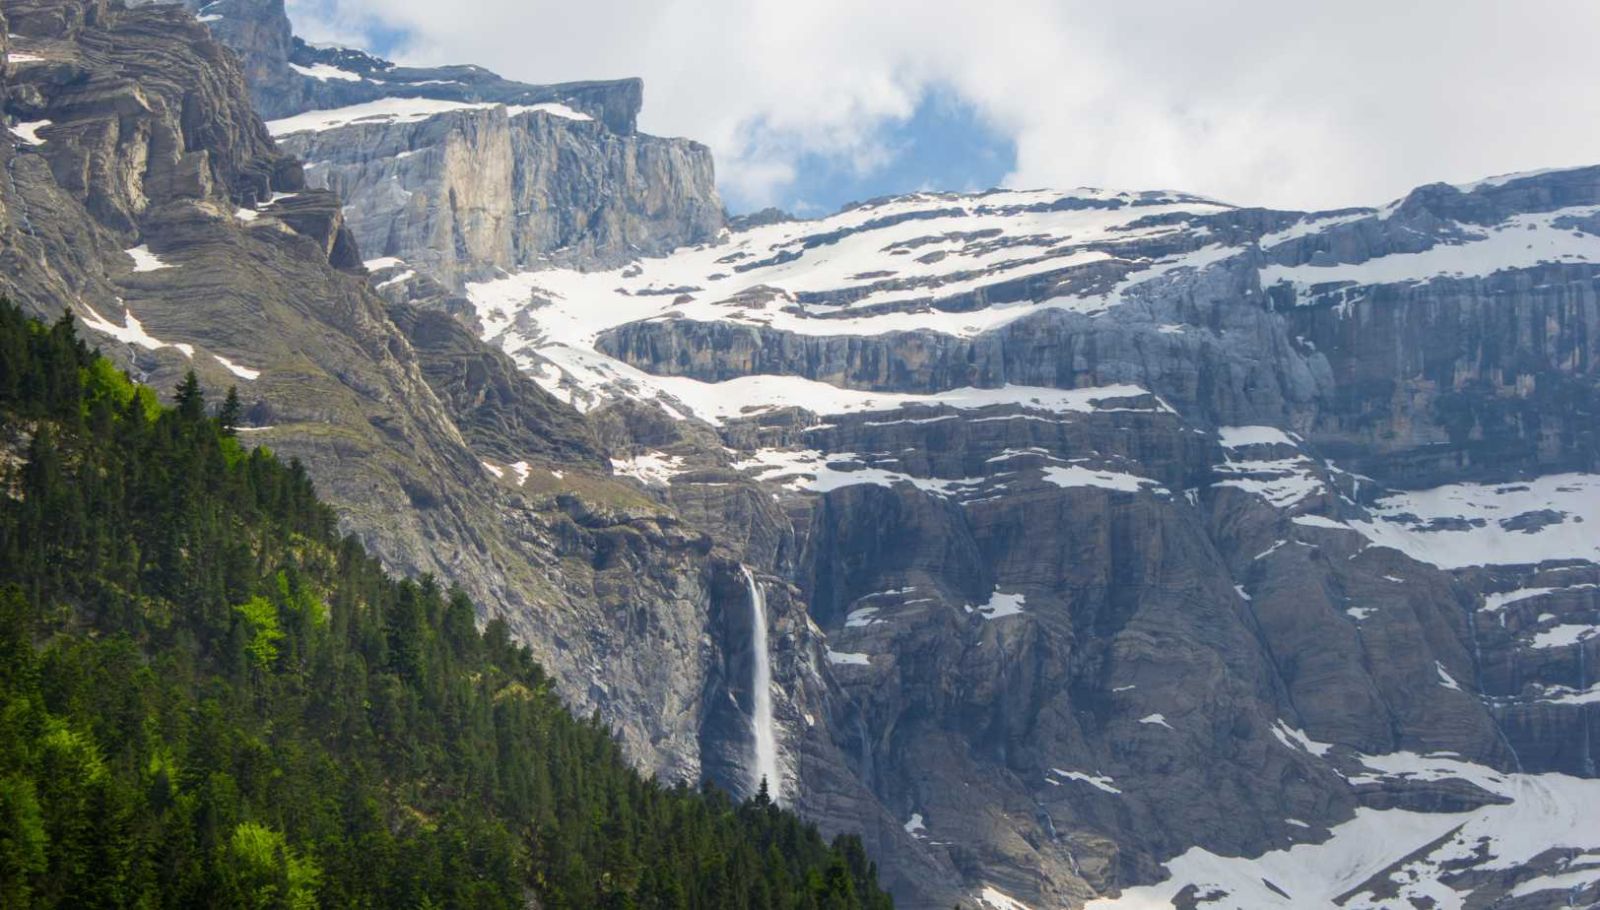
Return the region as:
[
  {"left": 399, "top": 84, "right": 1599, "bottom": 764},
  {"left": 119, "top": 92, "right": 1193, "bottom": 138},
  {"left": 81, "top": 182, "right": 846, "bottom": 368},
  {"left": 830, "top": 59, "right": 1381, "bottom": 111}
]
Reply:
[
  {"left": 1348, "top": 473, "right": 1600, "bottom": 568},
  {"left": 979, "top": 886, "right": 1035, "bottom": 910},
  {"left": 1051, "top": 769, "right": 1122, "bottom": 794},
  {"left": 78, "top": 302, "right": 188, "bottom": 356},
  {"left": 973, "top": 590, "right": 1026, "bottom": 619},
  {"left": 506, "top": 102, "right": 593, "bottom": 121},
  {"left": 1041, "top": 464, "right": 1166, "bottom": 494},
  {"left": 825, "top": 649, "right": 870, "bottom": 666},
  {"left": 10, "top": 119, "right": 49, "bottom": 145},
  {"left": 610, "top": 451, "right": 686, "bottom": 487},
  {"left": 1270, "top": 721, "right": 1333, "bottom": 757},
  {"left": 1435, "top": 661, "right": 1462, "bottom": 691},
  {"left": 1218, "top": 425, "right": 1297, "bottom": 449},
  {"left": 125, "top": 246, "right": 175, "bottom": 272},
  {"left": 289, "top": 62, "right": 363, "bottom": 82},
  {"left": 212, "top": 353, "right": 260, "bottom": 380},
  {"left": 266, "top": 97, "right": 507, "bottom": 136},
  {"left": 1089, "top": 753, "right": 1600, "bottom": 910}
]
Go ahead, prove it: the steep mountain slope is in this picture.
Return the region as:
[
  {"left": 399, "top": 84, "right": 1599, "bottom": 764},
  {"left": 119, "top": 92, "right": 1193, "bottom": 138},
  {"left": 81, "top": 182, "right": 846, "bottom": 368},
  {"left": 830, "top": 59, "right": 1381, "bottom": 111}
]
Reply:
[
  {"left": 0, "top": 301, "right": 895, "bottom": 910},
  {"left": 0, "top": 6, "right": 870, "bottom": 894},
  {"left": 465, "top": 175, "right": 1600, "bottom": 908}
]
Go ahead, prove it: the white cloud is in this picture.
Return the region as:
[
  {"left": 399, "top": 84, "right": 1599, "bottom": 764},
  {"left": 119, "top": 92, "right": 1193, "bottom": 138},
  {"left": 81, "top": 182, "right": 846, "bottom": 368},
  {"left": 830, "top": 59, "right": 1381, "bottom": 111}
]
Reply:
[{"left": 287, "top": 0, "right": 1600, "bottom": 212}]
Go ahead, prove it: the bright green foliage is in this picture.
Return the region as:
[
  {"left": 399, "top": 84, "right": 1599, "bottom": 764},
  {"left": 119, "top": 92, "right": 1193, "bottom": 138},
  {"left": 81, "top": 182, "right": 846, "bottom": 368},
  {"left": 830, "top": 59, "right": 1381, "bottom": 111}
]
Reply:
[
  {"left": 229, "top": 822, "right": 322, "bottom": 910},
  {"left": 0, "top": 300, "right": 895, "bottom": 910},
  {"left": 233, "top": 596, "right": 284, "bottom": 668}
]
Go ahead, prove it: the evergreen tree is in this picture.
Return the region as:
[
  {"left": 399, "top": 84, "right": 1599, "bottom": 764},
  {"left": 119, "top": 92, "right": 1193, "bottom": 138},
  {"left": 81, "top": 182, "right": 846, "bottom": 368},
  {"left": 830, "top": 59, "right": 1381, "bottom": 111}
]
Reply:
[
  {"left": 0, "top": 298, "right": 896, "bottom": 910},
  {"left": 174, "top": 369, "right": 204, "bottom": 421},
  {"left": 218, "top": 386, "right": 242, "bottom": 436}
]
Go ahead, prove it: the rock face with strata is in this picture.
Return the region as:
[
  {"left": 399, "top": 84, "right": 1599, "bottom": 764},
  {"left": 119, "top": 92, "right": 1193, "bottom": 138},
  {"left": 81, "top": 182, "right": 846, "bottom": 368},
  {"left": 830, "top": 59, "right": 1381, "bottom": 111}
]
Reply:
[
  {"left": 167, "top": 0, "right": 722, "bottom": 285},
  {"left": 471, "top": 176, "right": 1600, "bottom": 908}
]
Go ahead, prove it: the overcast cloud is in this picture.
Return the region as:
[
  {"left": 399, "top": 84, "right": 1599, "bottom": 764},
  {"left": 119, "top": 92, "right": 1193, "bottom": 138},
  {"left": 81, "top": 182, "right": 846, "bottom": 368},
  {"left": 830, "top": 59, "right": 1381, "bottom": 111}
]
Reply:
[{"left": 288, "top": 0, "right": 1600, "bottom": 213}]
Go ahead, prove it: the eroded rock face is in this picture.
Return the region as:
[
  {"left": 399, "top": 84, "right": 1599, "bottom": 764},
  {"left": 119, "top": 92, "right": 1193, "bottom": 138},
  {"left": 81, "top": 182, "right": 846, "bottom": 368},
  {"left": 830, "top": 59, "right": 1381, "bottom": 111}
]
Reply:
[
  {"left": 469, "top": 177, "right": 1600, "bottom": 908},
  {"left": 271, "top": 103, "right": 721, "bottom": 285},
  {"left": 163, "top": 0, "right": 722, "bottom": 284}
]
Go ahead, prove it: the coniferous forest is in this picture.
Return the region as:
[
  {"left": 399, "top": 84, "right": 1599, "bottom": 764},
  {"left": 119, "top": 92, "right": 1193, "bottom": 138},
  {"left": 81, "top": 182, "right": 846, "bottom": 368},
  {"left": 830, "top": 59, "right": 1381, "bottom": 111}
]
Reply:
[{"left": 0, "top": 300, "right": 895, "bottom": 909}]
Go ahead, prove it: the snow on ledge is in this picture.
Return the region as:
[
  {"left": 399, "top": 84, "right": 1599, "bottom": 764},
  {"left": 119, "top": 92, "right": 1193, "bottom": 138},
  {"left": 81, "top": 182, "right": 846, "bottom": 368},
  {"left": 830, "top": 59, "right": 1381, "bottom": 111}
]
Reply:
[
  {"left": 825, "top": 649, "right": 870, "bottom": 666},
  {"left": 506, "top": 102, "right": 593, "bottom": 122},
  {"left": 1348, "top": 473, "right": 1600, "bottom": 569},
  {"left": 1050, "top": 768, "right": 1121, "bottom": 794},
  {"left": 10, "top": 118, "right": 50, "bottom": 145},
  {"left": 1088, "top": 752, "right": 1600, "bottom": 909},
  {"left": 978, "top": 886, "right": 1036, "bottom": 910},
  {"left": 212, "top": 353, "right": 260, "bottom": 381},
  {"left": 610, "top": 451, "right": 686, "bottom": 487},
  {"left": 79, "top": 302, "right": 191, "bottom": 357},
  {"left": 125, "top": 246, "right": 175, "bottom": 272},
  {"left": 266, "top": 97, "right": 506, "bottom": 136},
  {"left": 289, "top": 62, "right": 362, "bottom": 82},
  {"left": 1042, "top": 464, "right": 1167, "bottom": 495},
  {"left": 1218, "top": 425, "right": 1297, "bottom": 449},
  {"left": 971, "top": 590, "right": 1026, "bottom": 619}
]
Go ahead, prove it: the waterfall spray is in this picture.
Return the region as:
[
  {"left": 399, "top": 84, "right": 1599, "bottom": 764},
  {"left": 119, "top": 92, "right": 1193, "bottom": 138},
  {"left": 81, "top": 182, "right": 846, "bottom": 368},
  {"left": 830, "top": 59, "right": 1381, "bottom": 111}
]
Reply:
[{"left": 742, "top": 566, "right": 781, "bottom": 801}]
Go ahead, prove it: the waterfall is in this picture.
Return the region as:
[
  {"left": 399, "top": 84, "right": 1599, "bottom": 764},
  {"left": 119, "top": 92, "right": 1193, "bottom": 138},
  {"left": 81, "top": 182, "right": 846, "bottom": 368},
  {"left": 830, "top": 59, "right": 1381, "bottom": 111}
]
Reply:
[
  {"left": 1580, "top": 644, "right": 1595, "bottom": 778},
  {"left": 742, "top": 566, "right": 781, "bottom": 801},
  {"left": 1468, "top": 600, "right": 1525, "bottom": 772}
]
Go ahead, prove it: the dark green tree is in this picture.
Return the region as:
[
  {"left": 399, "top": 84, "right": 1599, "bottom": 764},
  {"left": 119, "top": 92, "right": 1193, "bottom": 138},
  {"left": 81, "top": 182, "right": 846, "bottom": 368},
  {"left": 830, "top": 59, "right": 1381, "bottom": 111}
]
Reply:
[
  {"left": 174, "top": 369, "right": 204, "bottom": 421},
  {"left": 218, "top": 386, "right": 242, "bottom": 436}
]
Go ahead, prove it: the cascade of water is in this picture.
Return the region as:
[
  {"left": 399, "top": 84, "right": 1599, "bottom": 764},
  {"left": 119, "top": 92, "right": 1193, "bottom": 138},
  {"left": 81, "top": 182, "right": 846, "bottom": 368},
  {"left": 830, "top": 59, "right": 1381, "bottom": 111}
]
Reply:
[
  {"left": 742, "top": 566, "right": 781, "bottom": 801},
  {"left": 1580, "top": 644, "right": 1595, "bottom": 778},
  {"left": 1468, "top": 599, "right": 1525, "bottom": 772}
]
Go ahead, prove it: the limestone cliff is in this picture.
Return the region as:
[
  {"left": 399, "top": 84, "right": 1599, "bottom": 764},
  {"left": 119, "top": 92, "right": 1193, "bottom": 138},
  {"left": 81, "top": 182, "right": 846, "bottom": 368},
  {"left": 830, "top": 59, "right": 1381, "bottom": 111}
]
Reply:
[
  {"left": 475, "top": 177, "right": 1600, "bottom": 908},
  {"left": 175, "top": 0, "right": 722, "bottom": 284}
]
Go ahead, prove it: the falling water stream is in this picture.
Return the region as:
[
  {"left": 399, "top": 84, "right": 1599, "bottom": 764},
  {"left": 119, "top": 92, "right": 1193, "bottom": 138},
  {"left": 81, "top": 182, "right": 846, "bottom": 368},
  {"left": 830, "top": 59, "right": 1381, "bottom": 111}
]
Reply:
[{"left": 742, "top": 566, "right": 781, "bottom": 801}]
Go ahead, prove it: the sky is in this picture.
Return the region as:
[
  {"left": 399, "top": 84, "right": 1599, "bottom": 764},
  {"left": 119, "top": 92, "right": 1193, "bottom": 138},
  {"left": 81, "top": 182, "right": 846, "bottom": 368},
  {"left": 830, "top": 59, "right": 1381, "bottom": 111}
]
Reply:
[{"left": 286, "top": 0, "right": 1600, "bottom": 217}]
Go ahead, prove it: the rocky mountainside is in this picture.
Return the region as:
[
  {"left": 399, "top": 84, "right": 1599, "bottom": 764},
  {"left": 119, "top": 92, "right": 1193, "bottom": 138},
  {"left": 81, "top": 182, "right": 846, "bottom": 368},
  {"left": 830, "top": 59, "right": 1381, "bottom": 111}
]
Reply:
[
  {"left": 3, "top": 0, "right": 1598, "bottom": 907},
  {"left": 0, "top": 2, "right": 840, "bottom": 895},
  {"left": 465, "top": 176, "right": 1600, "bottom": 908},
  {"left": 164, "top": 0, "right": 723, "bottom": 285}
]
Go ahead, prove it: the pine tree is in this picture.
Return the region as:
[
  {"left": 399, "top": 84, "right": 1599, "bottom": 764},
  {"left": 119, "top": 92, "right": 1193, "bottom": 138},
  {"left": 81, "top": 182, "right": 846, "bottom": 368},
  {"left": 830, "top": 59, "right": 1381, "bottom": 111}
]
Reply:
[
  {"left": 174, "top": 370, "right": 204, "bottom": 421},
  {"left": 218, "top": 387, "right": 242, "bottom": 436}
]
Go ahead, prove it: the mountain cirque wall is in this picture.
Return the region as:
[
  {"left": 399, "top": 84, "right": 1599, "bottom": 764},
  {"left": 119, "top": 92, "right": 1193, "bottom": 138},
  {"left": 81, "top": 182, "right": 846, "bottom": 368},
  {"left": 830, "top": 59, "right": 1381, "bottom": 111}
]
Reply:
[{"left": 473, "top": 174, "right": 1600, "bottom": 908}]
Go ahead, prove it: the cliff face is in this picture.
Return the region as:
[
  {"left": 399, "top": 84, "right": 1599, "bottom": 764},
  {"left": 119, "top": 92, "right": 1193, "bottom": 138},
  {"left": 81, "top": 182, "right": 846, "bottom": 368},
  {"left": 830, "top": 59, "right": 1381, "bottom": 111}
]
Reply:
[
  {"left": 269, "top": 102, "right": 721, "bottom": 285},
  {"left": 472, "top": 177, "right": 1600, "bottom": 908},
  {"left": 166, "top": 0, "right": 722, "bottom": 285}
]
